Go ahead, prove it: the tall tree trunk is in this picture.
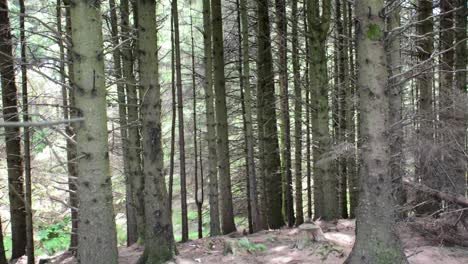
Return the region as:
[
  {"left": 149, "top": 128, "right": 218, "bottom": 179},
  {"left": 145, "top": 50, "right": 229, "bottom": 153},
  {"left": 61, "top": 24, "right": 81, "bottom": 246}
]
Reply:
[
  {"left": 202, "top": 0, "right": 221, "bottom": 237},
  {"left": 70, "top": 1, "right": 118, "bottom": 263},
  {"left": 336, "top": 0, "right": 349, "bottom": 219},
  {"left": 345, "top": 0, "right": 407, "bottom": 262},
  {"left": 172, "top": 0, "right": 189, "bottom": 241},
  {"left": 239, "top": 0, "right": 261, "bottom": 232},
  {"left": 347, "top": 1, "right": 358, "bottom": 219},
  {"left": 62, "top": 1, "right": 79, "bottom": 250},
  {"left": 0, "top": 217, "right": 6, "bottom": 264},
  {"left": 416, "top": 0, "right": 437, "bottom": 215},
  {"left": 19, "top": 1, "right": 34, "bottom": 262},
  {"left": 386, "top": 0, "right": 406, "bottom": 217},
  {"left": 304, "top": 0, "right": 312, "bottom": 220},
  {"left": 292, "top": 0, "right": 303, "bottom": 226},
  {"left": 189, "top": 6, "right": 203, "bottom": 239},
  {"left": 307, "top": 0, "right": 337, "bottom": 220},
  {"left": 257, "top": 0, "right": 284, "bottom": 229},
  {"left": 211, "top": 0, "right": 237, "bottom": 234},
  {"left": 136, "top": 0, "right": 175, "bottom": 262},
  {"left": 120, "top": 0, "right": 143, "bottom": 243},
  {"left": 275, "top": 0, "right": 294, "bottom": 227},
  {"left": 169, "top": 8, "right": 176, "bottom": 217},
  {"left": 0, "top": 0, "right": 26, "bottom": 259}
]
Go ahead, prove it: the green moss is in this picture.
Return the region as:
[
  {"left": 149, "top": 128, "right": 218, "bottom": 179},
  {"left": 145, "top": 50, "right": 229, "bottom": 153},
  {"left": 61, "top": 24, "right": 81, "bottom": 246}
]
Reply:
[
  {"left": 367, "top": 23, "right": 383, "bottom": 41},
  {"left": 372, "top": 242, "right": 405, "bottom": 264}
]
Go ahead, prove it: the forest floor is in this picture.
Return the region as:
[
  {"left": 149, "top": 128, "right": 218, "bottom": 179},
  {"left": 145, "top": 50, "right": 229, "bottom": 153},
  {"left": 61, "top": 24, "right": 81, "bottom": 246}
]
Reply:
[{"left": 23, "top": 219, "right": 468, "bottom": 264}]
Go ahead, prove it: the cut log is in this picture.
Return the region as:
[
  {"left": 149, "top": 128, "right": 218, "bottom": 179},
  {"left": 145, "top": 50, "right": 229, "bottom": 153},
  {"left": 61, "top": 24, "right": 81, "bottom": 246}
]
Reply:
[{"left": 296, "top": 223, "right": 325, "bottom": 249}]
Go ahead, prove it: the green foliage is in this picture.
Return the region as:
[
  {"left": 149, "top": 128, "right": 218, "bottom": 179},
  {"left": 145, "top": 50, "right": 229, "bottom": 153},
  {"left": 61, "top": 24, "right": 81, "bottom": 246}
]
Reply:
[
  {"left": 36, "top": 217, "right": 71, "bottom": 255},
  {"left": 116, "top": 223, "right": 127, "bottom": 246},
  {"left": 3, "top": 236, "right": 11, "bottom": 257},
  {"left": 367, "top": 23, "right": 383, "bottom": 41},
  {"left": 237, "top": 238, "right": 267, "bottom": 253},
  {"left": 31, "top": 128, "right": 49, "bottom": 153}
]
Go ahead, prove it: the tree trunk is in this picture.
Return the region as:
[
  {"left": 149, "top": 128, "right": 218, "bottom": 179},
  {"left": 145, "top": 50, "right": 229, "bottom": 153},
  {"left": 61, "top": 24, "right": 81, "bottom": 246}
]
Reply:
[
  {"left": 172, "top": 0, "right": 189, "bottom": 242},
  {"left": 0, "top": 0, "right": 26, "bottom": 259},
  {"left": 275, "top": 0, "right": 294, "bottom": 228},
  {"left": 169, "top": 7, "right": 176, "bottom": 218},
  {"left": 120, "top": 0, "right": 143, "bottom": 243},
  {"left": 416, "top": 0, "right": 437, "bottom": 215},
  {"left": 19, "top": 1, "right": 34, "bottom": 262},
  {"left": 386, "top": 0, "right": 406, "bottom": 217},
  {"left": 238, "top": 0, "right": 261, "bottom": 233},
  {"left": 291, "top": 0, "right": 303, "bottom": 227},
  {"left": 345, "top": 0, "right": 407, "bottom": 262},
  {"left": 63, "top": 1, "right": 79, "bottom": 249},
  {"left": 136, "top": 0, "right": 175, "bottom": 262},
  {"left": 211, "top": 0, "right": 237, "bottom": 234},
  {"left": 70, "top": 1, "right": 118, "bottom": 263},
  {"left": 202, "top": 0, "right": 221, "bottom": 237},
  {"left": 304, "top": 0, "right": 312, "bottom": 220},
  {"left": 307, "top": 0, "right": 337, "bottom": 220},
  {"left": 257, "top": 0, "right": 284, "bottom": 229}
]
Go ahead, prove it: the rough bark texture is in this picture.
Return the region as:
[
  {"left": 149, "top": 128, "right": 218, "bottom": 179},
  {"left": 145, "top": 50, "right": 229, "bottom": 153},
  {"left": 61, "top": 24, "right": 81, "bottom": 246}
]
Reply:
[
  {"left": 386, "top": 1, "right": 406, "bottom": 216},
  {"left": 212, "top": 0, "right": 236, "bottom": 234},
  {"left": 172, "top": 0, "right": 189, "bottom": 242},
  {"left": 345, "top": 0, "right": 407, "bottom": 262},
  {"left": 239, "top": 0, "right": 261, "bottom": 233},
  {"left": 137, "top": 0, "right": 175, "bottom": 263},
  {"left": 63, "top": 2, "right": 79, "bottom": 249},
  {"left": 257, "top": 0, "right": 284, "bottom": 229},
  {"left": 292, "top": 0, "right": 303, "bottom": 226},
  {"left": 307, "top": 0, "right": 337, "bottom": 221},
  {"left": 275, "top": 0, "right": 294, "bottom": 227},
  {"left": 415, "top": 0, "right": 437, "bottom": 214},
  {"left": 19, "top": 1, "right": 34, "bottom": 262},
  {"left": 0, "top": 0, "right": 26, "bottom": 259},
  {"left": 70, "top": 1, "right": 118, "bottom": 263},
  {"left": 202, "top": 0, "right": 221, "bottom": 237},
  {"left": 120, "top": 0, "right": 143, "bottom": 244}
]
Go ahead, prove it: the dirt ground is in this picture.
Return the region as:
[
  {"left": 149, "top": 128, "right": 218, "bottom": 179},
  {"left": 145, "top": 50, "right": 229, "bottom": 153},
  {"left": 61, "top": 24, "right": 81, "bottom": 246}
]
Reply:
[{"left": 22, "top": 219, "right": 468, "bottom": 264}]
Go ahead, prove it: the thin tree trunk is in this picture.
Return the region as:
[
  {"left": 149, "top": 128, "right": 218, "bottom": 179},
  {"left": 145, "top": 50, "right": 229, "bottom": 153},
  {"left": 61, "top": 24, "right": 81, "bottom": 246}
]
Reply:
[
  {"left": 202, "top": 0, "right": 221, "bottom": 237},
  {"left": 189, "top": 5, "right": 203, "bottom": 239},
  {"left": 275, "top": 0, "right": 294, "bottom": 227},
  {"left": 386, "top": 1, "right": 406, "bottom": 217},
  {"left": 345, "top": 0, "right": 407, "bottom": 262},
  {"left": 212, "top": 0, "right": 236, "bottom": 234},
  {"left": 70, "top": 1, "right": 118, "bottom": 262},
  {"left": 172, "top": 0, "right": 189, "bottom": 241},
  {"left": 0, "top": 0, "right": 26, "bottom": 259},
  {"left": 120, "top": 0, "right": 143, "bottom": 243},
  {"left": 292, "top": 0, "right": 303, "bottom": 226},
  {"left": 415, "top": 0, "right": 437, "bottom": 215},
  {"left": 307, "top": 0, "right": 337, "bottom": 220},
  {"left": 196, "top": 136, "right": 204, "bottom": 239},
  {"left": 169, "top": 8, "right": 176, "bottom": 216},
  {"left": 137, "top": 0, "right": 175, "bottom": 262},
  {"left": 257, "top": 0, "right": 284, "bottom": 229},
  {"left": 63, "top": 1, "right": 79, "bottom": 250},
  {"left": 19, "top": 1, "right": 34, "bottom": 262},
  {"left": 304, "top": 0, "right": 312, "bottom": 220}
]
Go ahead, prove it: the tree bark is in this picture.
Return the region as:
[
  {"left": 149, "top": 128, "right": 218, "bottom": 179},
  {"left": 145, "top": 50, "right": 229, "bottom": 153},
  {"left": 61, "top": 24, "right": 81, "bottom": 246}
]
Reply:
[
  {"left": 136, "top": 0, "right": 175, "bottom": 262},
  {"left": 120, "top": 0, "right": 143, "bottom": 243},
  {"left": 345, "top": 0, "right": 407, "bottom": 262},
  {"left": 0, "top": 217, "right": 6, "bottom": 264},
  {"left": 257, "top": 0, "right": 284, "bottom": 229},
  {"left": 202, "top": 0, "right": 221, "bottom": 237},
  {"left": 307, "top": 0, "right": 337, "bottom": 220},
  {"left": 0, "top": 0, "right": 26, "bottom": 259},
  {"left": 70, "top": 1, "right": 118, "bottom": 262},
  {"left": 212, "top": 0, "right": 237, "bottom": 234},
  {"left": 63, "top": 1, "right": 79, "bottom": 249},
  {"left": 19, "top": 1, "right": 34, "bottom": 262},
  {"left": 275, "top": 0, "right": 294, "bottom": 228},
  {"left": 172, "top": 0, "right": 189, "bottom": 241}
]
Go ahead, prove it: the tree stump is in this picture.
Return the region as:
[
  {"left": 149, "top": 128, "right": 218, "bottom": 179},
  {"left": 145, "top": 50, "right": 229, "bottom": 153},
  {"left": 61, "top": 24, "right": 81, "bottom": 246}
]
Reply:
[{"left": 296, "top": 223, "right": 326, "bottom": 249}]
